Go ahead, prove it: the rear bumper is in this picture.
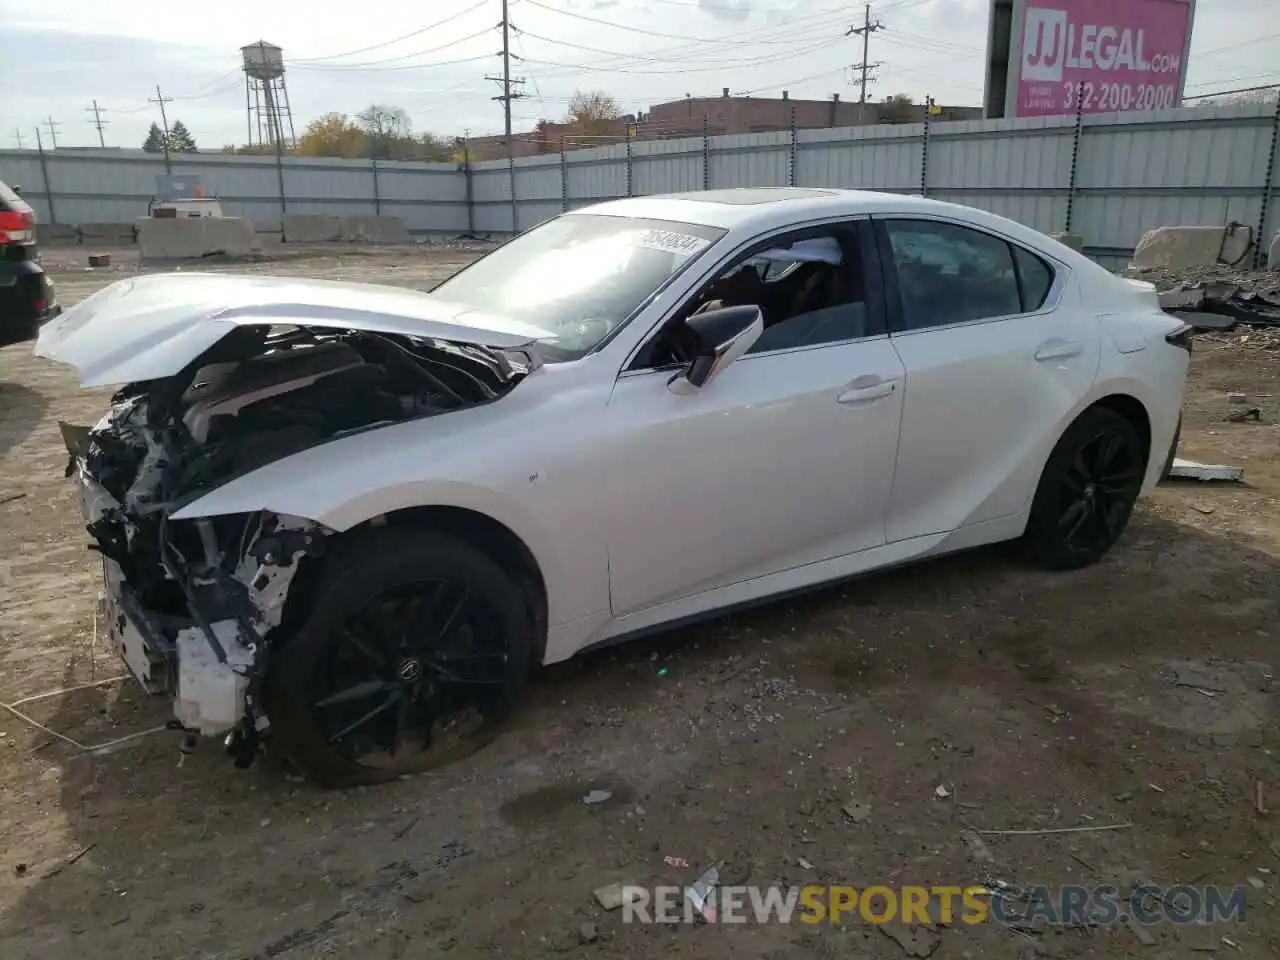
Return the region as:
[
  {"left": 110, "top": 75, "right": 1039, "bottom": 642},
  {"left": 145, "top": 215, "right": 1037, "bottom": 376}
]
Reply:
[{"left": 0, "top": 266, "right": 58, "bottom": 344}]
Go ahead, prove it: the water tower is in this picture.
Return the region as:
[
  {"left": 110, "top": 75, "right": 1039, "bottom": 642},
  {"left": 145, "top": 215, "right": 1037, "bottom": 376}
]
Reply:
[{"left": 242, "top": 41, "right": 296, "bottom": 150}]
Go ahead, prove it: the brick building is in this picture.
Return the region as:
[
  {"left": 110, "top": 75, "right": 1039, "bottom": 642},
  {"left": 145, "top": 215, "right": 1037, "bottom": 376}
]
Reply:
[{"left": 466, "top": 91, "right": 982, "bottom": 159}]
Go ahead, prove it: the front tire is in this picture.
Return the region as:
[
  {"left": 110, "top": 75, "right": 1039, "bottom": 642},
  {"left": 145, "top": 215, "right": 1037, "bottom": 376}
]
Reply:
[
  {"left": 1160, "top": 413, "right": 1182, "bottom": 482},
  {"left": 1022, "top": 406, "right": 1146, "bottom": 570},
  {"left": 262, "top": 527, "right": 534, "bottom": 787}
]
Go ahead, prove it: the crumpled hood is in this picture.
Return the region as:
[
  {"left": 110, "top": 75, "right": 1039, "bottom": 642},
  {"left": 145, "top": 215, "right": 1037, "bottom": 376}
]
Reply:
[{"left": 35, "top": 272, "right": 555, "bottom": 387}]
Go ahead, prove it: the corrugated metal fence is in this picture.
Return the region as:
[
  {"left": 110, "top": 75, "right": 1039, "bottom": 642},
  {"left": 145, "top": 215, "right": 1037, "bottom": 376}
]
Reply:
[{"left": 3, "top": 100, "right": 1279, "bottom": 267}]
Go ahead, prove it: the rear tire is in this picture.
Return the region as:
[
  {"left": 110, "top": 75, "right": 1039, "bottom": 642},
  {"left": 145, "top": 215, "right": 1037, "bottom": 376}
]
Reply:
[
  {"left": 1022, "top": 406, "right": 1146, "bottom": 571},
  {"left": 262, "top": 527, "right": 533, "bottom": 787}
]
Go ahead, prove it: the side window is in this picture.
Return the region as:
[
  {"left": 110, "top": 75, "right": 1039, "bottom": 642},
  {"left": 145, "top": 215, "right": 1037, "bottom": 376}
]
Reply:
[
  {"left": 632, "top": 228, "right": 872, "bottom": 369},
  {"left": 744, "top": 232, "right": 870, "bottom": 354},
  {"left": 883, "top": 219, "right": 1022, "bottom": 331},
  {"left": 1013, "top": 245, "right": 1053, "bottom": 311}
]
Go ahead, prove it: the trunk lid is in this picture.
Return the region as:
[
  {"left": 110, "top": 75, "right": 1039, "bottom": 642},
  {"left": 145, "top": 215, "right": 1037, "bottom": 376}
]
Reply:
[{"left": 35, "top": 273, "right": 554, "bottom": 387}]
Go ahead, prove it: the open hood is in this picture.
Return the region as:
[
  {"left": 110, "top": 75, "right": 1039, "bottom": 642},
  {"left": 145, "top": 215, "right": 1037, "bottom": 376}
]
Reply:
[{"left": 35, "top": 273, "right": 556, "bottom": 387}]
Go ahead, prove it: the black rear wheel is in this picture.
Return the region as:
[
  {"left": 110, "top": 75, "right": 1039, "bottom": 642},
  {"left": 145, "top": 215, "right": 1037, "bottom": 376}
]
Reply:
[
  {"left": 263, "top": 527, "right": 534, "bottom": 786},
  {"left": 1022, "top": 406, "right": 1147, "bottom": 570}
]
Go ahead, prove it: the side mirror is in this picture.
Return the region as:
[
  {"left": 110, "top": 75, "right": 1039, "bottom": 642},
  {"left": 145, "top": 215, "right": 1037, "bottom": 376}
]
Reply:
[{"left": 667, "top": 305, "right": 763, "bottom": 395}]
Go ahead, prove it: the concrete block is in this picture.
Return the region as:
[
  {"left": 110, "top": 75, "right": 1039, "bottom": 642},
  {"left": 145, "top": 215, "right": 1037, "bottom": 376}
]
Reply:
[
  {"left": 37, "top": 223, "right": 80, "bottom": 246},
  {"left": 1220, "top": 224, "right": 1253, "bottom": 266},
  {"left": 1269, "top": 232, "right": 1280, "bottom": 271},
  {"left": 1130, "top": 224, "right": 1256, "bottom": 273},
  {"left": 341, "top": 215, "right": 412, "bottom": 244},
  {"left": 136, "top": 217, "right": 257, "bottom": 260},
  {"left": 252, "top": 218, "right": 283, "bottom": 235},
  {"left": 281, "top": 214, "right": 344, "bottom": 243},
  {"left": 1048, "top": 231, "right": 1083, "bottom": 252},
  {"left": 79, "top": 221, "right": 137, "bottom": 245},
  {"left": 249, "top": 230, "right": 282, "bottom": 255}
]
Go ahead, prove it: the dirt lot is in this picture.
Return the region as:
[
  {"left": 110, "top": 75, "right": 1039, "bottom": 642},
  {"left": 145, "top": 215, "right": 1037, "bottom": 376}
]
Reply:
[{"left": 1, "top": 246, "right": 1278, "bottom": 960}]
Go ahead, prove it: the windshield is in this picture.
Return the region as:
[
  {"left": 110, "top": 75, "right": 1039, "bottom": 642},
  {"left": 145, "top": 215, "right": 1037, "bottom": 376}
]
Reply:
[{"left": 432, "top": 213, "right": 726, "bottom": 361}]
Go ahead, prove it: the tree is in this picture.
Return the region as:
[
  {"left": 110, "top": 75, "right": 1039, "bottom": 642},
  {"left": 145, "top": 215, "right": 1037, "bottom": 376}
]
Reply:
[
  {"left": 358, "top": 104, "right": 412, "bottom": 158},
  {"left": 1200, "top": 87, "right": 1278, "bottom": 106},
  {"left": 142, "top": 122, "right": 166, "bottom": 153},
  {"left": 297, "top": 112, "right": 367, "bottom": 158},
  {"left": 418, "top": 133, "right": 454, "bottom": 162},
  {"left": 879, "top": 93, "right": 916, "bottom": 124},
  {"left": 564, "top": 90, "right": 623, "bottom": 139},
  {"left": 168, "top": 120, "right": 197, "bottom": 153}
]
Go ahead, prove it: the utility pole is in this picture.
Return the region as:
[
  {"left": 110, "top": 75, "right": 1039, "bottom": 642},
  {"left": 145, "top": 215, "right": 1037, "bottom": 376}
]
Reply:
[
  {"left": 87, "top": 99, "right": 110, "bottom": 148},
  {"left": 149, "top": 85, "right": 174, "bottom": 172},
  {"left": 485, "top": 0, "right": 526, "bottom": 233},
  {"left": 13, "top": 129, "right": 24, "bottom": 150},
  {"left": 848, "top": 4, "right": 885, "bottom": 105},
  {"left": 485, "top": 0, "right": 527, "bottom": 158},
  {"left": 43, "top": 116, "right": 61, "bottom": 149}
]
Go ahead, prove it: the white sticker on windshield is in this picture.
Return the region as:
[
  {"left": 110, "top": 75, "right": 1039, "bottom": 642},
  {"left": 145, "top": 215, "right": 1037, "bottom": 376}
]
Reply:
[{"left": 635, "top": 229, "right": 711, "bottom": 258}]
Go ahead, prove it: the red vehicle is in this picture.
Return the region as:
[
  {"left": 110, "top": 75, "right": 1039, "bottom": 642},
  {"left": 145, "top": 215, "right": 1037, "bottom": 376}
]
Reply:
[{"left": 0, "top": 179, "right": 59, "bottom": 346}]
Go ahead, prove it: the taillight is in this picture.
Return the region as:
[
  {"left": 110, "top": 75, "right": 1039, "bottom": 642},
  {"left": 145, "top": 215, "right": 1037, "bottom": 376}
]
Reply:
[
  {"left": 0, "top": 209, "right": 34, "bottom": 244},
  {"left": 1165, "top": 322, "right": 1194, "bottom": 353}
]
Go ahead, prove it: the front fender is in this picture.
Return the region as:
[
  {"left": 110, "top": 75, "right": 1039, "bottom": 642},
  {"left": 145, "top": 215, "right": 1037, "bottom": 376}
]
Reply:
[{"left": 168, "top": 426, "right": 573, "bottom": 624}]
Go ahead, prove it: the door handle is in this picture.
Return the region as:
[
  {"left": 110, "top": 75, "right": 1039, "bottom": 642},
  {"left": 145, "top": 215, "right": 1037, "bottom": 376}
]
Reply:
[
  {"left": 1034, "top": 339, "right": 1084, "bottom": 361},
  {"left": 837, "top": 377, "right": 898, "bottom": 404}
]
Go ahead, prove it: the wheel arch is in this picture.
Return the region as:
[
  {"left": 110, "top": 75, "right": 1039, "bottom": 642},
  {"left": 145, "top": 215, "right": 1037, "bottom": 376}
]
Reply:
[
  {"left": 365, "top": 506, "right": 549, "bottom": 664},
  {"left": 275, "top": 505, "right": 550, "bottom": 666},
  {"left": 1089, "top": 393, "right": 1152, "bottom": 467},
  {"left": 1019, "top": 389, "right": 1155, "bottom": 531}
]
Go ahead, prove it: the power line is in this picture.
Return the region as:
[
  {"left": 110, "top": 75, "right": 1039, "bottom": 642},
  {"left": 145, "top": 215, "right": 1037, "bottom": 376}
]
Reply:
[
  {"left": 1183, "top": 81, "right": 1279, "bottom": 102},
  {"left": 519, "top": 39, "right": 839, "bottom": 77},
  {"left": 514, "top": 23, "right": 844, "bottom": 67},
  {"left": 86, "top": 99, "right": 110, "bottom": 148},
  {"left": 1195, "top": 30, "right": 1280, "bottom": 61},
  {"left": 522, "top": 0, "right": 836, "bottom": 45},
  {"left": 43, "top": 116, "right": 61, "bottom": 149},
  {"left": 288, "top": 27, "right": 497, "bottom": 70},
  {"left": 289, "top": 0, "right": 493, "bottom": 63},
  {"left": 848, "top": 4, "right": 885, "bottom": 104}
]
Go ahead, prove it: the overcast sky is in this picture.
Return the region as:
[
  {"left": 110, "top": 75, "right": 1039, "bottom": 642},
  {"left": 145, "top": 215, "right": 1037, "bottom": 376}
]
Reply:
[{"left": 2, "top": 0, "right": 1277, "bottom": 150}]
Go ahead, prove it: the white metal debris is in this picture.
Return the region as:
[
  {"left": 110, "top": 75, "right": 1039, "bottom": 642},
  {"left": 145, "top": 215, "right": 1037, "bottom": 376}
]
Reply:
[{"left": 1167, "top": 458, "right": 1244, "bottom": 482}]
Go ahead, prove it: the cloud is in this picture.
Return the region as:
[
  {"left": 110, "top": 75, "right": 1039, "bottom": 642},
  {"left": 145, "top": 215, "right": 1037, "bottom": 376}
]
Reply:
[
  {"left": 698, "top": 0, "right": 753, "bottom": 24},
  {"left": 931, "top": 0, "right": 986, "bottom": 32}
]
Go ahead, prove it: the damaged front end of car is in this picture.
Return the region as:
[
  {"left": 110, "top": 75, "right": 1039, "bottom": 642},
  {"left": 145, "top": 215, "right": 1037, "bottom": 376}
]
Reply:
[{"left": 47, "top": 282, "right": 542, "bottom": 768}]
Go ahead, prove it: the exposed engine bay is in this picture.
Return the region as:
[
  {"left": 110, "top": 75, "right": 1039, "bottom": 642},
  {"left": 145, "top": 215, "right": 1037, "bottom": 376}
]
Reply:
[{"left": 63, "top": 325, "right": 532, "bottom": 765}]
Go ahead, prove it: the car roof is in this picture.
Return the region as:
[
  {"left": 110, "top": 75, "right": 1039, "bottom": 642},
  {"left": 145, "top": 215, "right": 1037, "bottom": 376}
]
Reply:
[
  {"left": 575, "top": 187, "right": 1102, "bottom": 274},
  {"left": 578, "top": 188, "right": 970, "bottom": 231}
]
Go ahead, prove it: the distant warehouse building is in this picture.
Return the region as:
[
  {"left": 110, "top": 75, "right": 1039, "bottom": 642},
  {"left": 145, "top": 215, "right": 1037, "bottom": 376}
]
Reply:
[{"left": 466, "top": 90, "right": 983, "bottom": 158}]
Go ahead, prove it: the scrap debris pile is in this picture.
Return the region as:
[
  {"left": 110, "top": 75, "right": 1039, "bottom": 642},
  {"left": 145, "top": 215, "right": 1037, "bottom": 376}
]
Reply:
[{"left": 1142, "top": 267, "right": 1280, "bottom": 334}]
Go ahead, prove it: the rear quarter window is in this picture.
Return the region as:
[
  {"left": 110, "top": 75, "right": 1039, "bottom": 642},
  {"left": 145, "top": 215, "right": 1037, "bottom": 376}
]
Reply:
[{"left": 1013, "top": 246, "right": 1054, "bottom": 311}]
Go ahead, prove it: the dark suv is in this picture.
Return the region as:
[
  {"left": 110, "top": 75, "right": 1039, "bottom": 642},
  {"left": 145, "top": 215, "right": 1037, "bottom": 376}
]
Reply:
[{"left": 0, "top": 179, "right": 59, "bottom": 346}]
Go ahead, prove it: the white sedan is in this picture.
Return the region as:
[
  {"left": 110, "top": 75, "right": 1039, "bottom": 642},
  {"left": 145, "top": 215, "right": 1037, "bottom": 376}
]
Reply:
[{"left": 37, "top": 187, "right": 1191, "bottom": 785}]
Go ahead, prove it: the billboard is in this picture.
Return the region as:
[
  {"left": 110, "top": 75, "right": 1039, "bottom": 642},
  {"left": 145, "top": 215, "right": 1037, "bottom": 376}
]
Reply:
[{"left": 983, "top": 0, "right": 1197, "bottom": 119}]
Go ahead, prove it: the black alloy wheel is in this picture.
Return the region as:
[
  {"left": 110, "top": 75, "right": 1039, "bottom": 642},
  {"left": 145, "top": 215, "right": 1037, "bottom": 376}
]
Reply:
[
  {"left": 264, "top": 528, "right": 533, "bottom": 786},
  {"left": 1023, "top": 405, "right": 1146, "bottom": 570},
  {"left": 314, "top": 579, "right": 511, "bottom": 768}
]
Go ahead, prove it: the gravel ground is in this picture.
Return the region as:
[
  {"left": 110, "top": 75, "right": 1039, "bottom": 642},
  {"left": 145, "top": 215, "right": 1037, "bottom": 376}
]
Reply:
[{"left": 1, "top": 247, "right": 1278, "bottom": 960}]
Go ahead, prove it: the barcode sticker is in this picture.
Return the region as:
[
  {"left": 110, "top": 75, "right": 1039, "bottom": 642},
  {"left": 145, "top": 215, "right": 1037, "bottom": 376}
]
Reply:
[{"left": 635, "top": 229, "right": 711, "bottom": 257}]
